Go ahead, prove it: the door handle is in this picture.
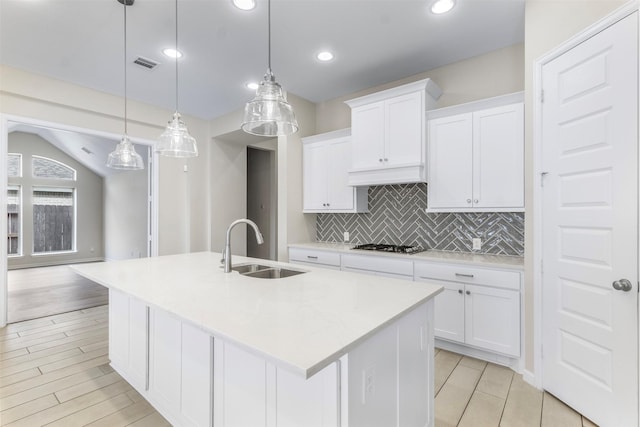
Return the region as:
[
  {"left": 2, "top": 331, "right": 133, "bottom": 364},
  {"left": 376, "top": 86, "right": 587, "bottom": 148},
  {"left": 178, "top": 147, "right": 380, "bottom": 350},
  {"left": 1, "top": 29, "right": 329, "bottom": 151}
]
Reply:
[{"left": 612, "top": 279, "right": 633, "bottom": 292}]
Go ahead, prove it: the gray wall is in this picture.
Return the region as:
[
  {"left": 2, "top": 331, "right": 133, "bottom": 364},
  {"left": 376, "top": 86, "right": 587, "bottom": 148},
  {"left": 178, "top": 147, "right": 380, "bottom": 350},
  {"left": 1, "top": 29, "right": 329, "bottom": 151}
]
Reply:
[
  {"left": 8, "top": 131, "right": 104, "bottom": 268},
  {"left": 103, "top": 168, "right": 148, "bottom": 261},
  {"left": 317, "top": 184, "right": 524, "bottom": 256}
]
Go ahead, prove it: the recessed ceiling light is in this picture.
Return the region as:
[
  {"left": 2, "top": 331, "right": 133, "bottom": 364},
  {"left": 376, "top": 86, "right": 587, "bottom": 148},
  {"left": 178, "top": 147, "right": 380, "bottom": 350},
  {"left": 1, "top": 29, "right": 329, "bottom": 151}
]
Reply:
[
  {"left": 316, "top": 51, "right": 334, "bottom": 62},
  {"left": 246, "top": 82, "right": 259, "bottom": 90},
  {"left": 431, "top": 0, "right": 455, "bottom": 14},
  {"left": 233, "top": 0, "right": 256, "bottom": 11},
  {"left": 162, "top": 48, "right": 183, "bottom": 59}
]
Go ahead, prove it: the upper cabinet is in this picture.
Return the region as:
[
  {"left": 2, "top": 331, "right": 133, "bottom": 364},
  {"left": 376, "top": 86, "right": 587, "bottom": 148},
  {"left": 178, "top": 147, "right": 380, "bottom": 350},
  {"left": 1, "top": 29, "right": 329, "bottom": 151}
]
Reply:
[
  {"left": 345, "top": 78, "right": 442, "bottom": 186},
  {"left": 427, "top": 92, "right": 524, "bottom": 212},
  {"left": 302, "top": 128, "right": 368, "bottom": 213}
]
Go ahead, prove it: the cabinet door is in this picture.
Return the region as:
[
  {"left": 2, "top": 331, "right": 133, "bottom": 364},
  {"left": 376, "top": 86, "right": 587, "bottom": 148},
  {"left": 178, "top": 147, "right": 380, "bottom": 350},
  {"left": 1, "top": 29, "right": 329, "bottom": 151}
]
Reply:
[
  {"left": 303, "top": 142, "right": 329, "bottom": 210},
  {"left": 427, "top": 113, "right": 473, "bottom": 209},
  {"left": 464, "top": 284, "right": 520, "bottom": 357},
  {"left": 109, "top": 290, "right": 148, "bottom": 392},
  {"left": 326, "top": 137, "right": 354, "bottom": 210},
  {"left": 432, "top": 282, "right": 465, "bottom": 343},
  {"left": 385, "top": 91, "right": 423, "bottom": 167},
  {"left": 149, "top": 308, "right": 212, "bottom": 427},
  {"left": 351, "top": 101, "right": 385, "bottom": 170},
  {"left": 472, "top": 103, "right": 524, "bottom": 208}
]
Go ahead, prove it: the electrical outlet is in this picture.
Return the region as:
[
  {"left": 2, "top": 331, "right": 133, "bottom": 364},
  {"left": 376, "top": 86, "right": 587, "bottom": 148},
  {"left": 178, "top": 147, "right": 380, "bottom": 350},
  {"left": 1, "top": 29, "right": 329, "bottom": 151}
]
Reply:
[
  {"left": 362, "top": 366, "right": 375, "bottom": 404},
  {"left": 343, "top": 231, "right": 350, "bottom": 242},
  {"left": 472, "top": 238, "right": 482, "bottom": 250}
]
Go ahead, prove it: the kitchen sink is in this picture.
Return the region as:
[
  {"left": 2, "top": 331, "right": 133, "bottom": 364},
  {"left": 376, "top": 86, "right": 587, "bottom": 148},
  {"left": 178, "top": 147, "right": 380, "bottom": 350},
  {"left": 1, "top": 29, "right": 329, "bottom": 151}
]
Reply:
[
  {"left": 231, "top": 263, "right": 272, "bottom": 274},
  {"left": 231, "top": 263, "right": 307, "bottom": 279}
]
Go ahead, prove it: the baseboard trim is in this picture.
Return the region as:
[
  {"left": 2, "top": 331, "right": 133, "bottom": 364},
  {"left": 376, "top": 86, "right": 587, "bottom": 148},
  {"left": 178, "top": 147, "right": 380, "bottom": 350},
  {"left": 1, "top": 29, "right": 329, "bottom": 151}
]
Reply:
[
  {"left": 435, "top": 338, "right": 522, "bottom": 372},
  {"left": 8, "top": 257, "right": 104, "bottom": 270}
]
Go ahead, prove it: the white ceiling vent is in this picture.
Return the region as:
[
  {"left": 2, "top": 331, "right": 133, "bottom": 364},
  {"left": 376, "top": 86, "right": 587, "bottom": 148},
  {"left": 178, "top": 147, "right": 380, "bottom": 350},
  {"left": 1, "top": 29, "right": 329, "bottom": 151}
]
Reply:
[{"left": 133, "top": 56, "right": 159, "bottom": 70}]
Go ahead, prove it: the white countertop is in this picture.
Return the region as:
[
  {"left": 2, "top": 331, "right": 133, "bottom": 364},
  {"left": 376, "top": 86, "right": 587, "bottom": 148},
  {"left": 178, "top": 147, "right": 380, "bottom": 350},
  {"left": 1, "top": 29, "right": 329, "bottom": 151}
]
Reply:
[
  {"left": 289, "top": 242, "right": 524, "bottom": 270},
  {"left": 71, "top": 252, "right": 442, "bottom": 379}
]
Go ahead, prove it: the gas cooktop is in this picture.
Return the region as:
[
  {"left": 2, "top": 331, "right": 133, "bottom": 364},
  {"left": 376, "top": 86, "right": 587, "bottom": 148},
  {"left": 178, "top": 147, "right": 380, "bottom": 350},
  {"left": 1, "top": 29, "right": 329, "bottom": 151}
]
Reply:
[{"left": 351, "top": 243, "right": 424, "bottom": 254}]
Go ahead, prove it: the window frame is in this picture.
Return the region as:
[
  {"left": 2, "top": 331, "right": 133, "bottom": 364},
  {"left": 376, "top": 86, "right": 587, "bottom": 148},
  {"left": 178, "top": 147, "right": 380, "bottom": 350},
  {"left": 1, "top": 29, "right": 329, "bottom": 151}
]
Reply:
[
  {"left": 31, "top": 186, "right": 77, "bottom": 256},
  {"left": 31, "top": 155, "right": 77, "bottom": 181},
  {"left": 7, "top": 185, "right": 22, "bottom": 258}
]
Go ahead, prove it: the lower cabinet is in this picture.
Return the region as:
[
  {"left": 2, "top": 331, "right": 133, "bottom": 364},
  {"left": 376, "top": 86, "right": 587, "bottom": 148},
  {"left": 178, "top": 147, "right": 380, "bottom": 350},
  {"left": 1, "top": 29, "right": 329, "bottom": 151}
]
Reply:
[
  {"left": 341, "top": 253, "right": 414, "bottom": 279},
  {"left": 414, "top": 262, "right": 521, "bottom": 357}
]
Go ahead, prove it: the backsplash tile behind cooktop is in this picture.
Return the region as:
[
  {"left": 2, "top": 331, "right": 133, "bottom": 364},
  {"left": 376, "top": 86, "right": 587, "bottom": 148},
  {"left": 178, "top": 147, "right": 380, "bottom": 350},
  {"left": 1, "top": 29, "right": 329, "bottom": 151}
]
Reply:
[{"left": 316, "top": 183, "right": 524, "bottom": 256}]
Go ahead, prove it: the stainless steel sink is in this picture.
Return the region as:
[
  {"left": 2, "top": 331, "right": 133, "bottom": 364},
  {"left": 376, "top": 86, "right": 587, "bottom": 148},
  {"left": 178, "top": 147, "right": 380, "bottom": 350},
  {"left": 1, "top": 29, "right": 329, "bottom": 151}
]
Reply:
[
  {"left": 243, "top": 267, "right": 307, "bottom": 279},
  {"left": 231, "top": 264, "right": 272, "bottom": 274},
  {"left": 231, "top": 263, "right": 307, "bottom": 279}
]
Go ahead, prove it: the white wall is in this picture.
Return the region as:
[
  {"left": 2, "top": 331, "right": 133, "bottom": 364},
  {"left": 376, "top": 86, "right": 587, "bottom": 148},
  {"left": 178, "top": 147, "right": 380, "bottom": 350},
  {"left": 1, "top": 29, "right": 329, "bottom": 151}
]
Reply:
[
  {"left": 103, "top": 168, "right": 148, "bottom": 261},
  {"left": 522, "top": 0, "right": 626, "bottom": 374}
]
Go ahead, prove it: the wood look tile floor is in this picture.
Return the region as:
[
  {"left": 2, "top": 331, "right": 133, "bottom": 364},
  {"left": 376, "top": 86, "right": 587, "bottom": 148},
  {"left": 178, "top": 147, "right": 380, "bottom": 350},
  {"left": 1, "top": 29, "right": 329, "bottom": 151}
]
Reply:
[
  {"left": 8, "top": 265, "right": 109, "bottom": 324},
  {"left": 1, "top": 305, "right": 596, "bottom": 426}
]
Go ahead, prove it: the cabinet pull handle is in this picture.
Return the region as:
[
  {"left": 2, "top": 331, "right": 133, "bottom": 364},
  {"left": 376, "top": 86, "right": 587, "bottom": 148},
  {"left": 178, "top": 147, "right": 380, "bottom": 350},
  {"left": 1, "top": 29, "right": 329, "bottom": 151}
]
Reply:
[
  {"left": 466, "top": 290, "right": 471, "bottom": 295},
  {"left": 455, "top": 273, "right": 474, "bottom": 278},
  {"left": 307, "top": 255, "right": 319, "bottom": 259},
  {"left": 145, "top": 305, "right": 150, "bottom": 391}
]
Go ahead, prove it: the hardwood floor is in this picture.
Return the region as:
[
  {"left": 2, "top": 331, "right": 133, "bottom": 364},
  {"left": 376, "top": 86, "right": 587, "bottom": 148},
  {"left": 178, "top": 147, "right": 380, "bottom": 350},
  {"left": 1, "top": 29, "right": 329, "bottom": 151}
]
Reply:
[
  {"left": 0, "top": 305, "right": 596, "bottom": 426},
  {"left": 7, "top": 265, "right": 109, "bottom": 324}
]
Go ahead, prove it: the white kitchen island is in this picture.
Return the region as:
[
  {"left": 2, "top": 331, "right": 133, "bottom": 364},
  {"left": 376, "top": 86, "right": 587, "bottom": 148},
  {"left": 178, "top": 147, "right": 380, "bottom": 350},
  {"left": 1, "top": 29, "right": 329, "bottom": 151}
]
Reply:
[{"left": 71, "top": 252, "right": 442, "bottom": 427}]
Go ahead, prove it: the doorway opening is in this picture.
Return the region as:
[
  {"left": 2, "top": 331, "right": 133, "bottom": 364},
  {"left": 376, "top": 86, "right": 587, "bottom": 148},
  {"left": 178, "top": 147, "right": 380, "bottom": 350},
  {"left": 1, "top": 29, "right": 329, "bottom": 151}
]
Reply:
[
  {"left": 1, "top": 115, "right": 159, "bottom": 326},
  {"left": 247, "top": 146, "right": 277, "bottom": 260}
]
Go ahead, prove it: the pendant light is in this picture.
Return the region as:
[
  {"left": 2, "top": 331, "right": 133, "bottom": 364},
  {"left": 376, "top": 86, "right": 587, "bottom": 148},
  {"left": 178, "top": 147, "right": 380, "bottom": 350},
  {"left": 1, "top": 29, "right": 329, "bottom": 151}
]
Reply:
[
  {"left": 107, "top": 0, "right": 145, "bottom": 170},
  {"left": 241, "top": 0, "right": 298, "bottom": 137},
  {"left": 157, "top": 0, "right": 198, "bottom": 157}
]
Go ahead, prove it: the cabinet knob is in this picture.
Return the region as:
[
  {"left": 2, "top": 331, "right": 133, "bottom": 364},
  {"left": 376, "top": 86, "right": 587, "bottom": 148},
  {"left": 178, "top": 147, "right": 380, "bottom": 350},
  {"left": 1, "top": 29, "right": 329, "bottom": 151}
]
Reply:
[
  {"left": 466, "top": 199, "right": 471, "bottom": 203},
  {"left": 458, "top": 289, "right": 463, "bottom": 294},
  {"left": 379, "top": 158, "right": 383, "bottom": 162},
  {"left": 466, "top": 290, "right": 471, "bottom": 295},
  {"left": 326, "top": 203, "right": 330, "bottom": 206},
  {"left": 384, "top": 158, "right": 388, "bottom": 162},
  {"left": 473, "top": 199, "right": 479, "bottom": 204}
]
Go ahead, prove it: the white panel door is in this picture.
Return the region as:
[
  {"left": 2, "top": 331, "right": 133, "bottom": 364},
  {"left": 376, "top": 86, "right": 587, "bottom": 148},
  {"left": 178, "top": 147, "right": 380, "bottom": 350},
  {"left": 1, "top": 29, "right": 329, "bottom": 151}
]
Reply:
[
  {"left": 385, "top": 91, "right": 423, "bottom": 166},
  {"left": 473, "top": 103, "right": 524, "bottom": 208},
  {"left": 326, "top": 137, "right": 353, "bottom": 210},
  {"left": 541, "top": 12, "right": 638, "bottom": 427},
  {"left": 303, "top": 142, "right": 328, "bottom": 210},
  {"left": 351, "top": 102, "right": 385, "bottom": 170},
  {"left": 427, "top": 113, "right": 473, "bottom": 209}
]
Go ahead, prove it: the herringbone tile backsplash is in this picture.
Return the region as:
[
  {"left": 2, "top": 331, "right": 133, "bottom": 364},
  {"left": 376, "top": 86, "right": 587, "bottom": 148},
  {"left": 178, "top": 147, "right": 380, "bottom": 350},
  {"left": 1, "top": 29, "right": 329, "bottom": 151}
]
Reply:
[{"left": 316, "top": 183, "right": 524, "bottom": 256}]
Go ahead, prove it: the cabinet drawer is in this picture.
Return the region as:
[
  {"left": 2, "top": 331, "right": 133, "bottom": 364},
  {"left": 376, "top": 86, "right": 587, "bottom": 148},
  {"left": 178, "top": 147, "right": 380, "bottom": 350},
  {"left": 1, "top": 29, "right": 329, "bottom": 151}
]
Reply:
[
  {"left": 414, "top": 262, "right": 520, "bottom": 291},
  {"left": 342, "top": 253, "right": 413, "bottom": 277},
  {"left": 289, "top": 247, "right": 341, "bottom": 267}
]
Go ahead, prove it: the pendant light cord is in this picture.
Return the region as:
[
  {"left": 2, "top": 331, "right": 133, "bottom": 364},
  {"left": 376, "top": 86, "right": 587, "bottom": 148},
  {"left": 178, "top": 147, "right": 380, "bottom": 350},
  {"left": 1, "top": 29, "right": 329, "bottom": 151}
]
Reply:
[
  {"left": 123, "top": 0, "right": 128, "bottom": 135},
  {"left": 175, "top": 0, "right": 179, "bottom": 112},
  {"left": 267, "top": 0, "right": 271, "bottom": 74}
]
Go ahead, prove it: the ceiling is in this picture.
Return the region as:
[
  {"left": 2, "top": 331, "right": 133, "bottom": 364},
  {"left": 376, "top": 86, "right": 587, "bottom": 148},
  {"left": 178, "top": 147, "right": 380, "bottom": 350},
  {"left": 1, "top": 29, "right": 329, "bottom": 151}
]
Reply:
[{"left": 0, "top": 0, "right": 525, "bottom": 121}]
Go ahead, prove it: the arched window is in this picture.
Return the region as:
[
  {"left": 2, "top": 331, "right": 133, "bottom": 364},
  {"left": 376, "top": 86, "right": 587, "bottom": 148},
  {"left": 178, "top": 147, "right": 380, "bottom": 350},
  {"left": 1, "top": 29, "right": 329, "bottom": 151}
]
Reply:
[
  {"left": 32, "top": 156, "right": 76, "bottom": 180},
  {"left": 8, "top": 153, "right": 22, "bottom": 178}
]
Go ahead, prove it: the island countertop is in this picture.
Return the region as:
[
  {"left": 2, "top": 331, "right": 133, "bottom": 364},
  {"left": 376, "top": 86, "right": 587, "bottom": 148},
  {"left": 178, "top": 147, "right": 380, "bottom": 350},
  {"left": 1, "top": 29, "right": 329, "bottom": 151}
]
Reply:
[{"left": 71, "top": 251, "right": 442, "bottom": 379}]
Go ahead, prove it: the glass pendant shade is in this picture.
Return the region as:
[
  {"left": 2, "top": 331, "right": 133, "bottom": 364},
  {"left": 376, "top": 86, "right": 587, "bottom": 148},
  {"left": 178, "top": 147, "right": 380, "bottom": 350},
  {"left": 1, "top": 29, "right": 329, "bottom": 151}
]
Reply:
[
  {"left": 107, "top": 135, "right": 145, "bottom": 170},
  {"left": 241, "top": 70, "right": 299, "bottom": 137},
  {"left": 157, "top": 112, "right": 198, "bottom": 157}
]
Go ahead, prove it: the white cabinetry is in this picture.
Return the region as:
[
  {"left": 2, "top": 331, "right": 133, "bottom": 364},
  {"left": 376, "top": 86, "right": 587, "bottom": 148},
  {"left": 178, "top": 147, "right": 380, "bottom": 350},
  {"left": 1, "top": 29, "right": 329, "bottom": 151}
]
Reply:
[
  {"left": 427, "top": 93, "right": 524, "bottom": 212},
  {"left": 148, "top": 308, "right": 212, "bottom": 427},
  {"left": 109, "top": 289, "right": 148, "bottom": 392},
  {"left": 345, "top": 78, "right": 442, "bottom": 186},
  {"left": 414, "top": 262, "right": 521, "bottom": 357},
  {"left": 289, "top": 247, "right": 342, "bottom": 270},
  {"left": 303, "top": 129, "right": 367, "bottom": 213},
  {"left": 342, "top": 253, "right": 413, "bottom": 279}
]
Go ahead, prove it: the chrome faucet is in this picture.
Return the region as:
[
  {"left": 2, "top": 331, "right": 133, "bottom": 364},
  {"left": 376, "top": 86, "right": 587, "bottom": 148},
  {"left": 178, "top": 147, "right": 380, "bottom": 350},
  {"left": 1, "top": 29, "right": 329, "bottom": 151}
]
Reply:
[{"left": 223, "top": 218, "right": 264, "bottom": 273}]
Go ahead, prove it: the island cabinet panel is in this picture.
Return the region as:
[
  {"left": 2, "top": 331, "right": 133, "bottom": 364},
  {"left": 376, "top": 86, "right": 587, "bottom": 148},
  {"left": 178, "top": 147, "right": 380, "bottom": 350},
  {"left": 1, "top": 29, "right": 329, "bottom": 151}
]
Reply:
[
  {"left": 108, "top": 289, "right": 148, "bottom": 393},
  {"left": 348, "top": 301, "right": 434, "bottom": 427},
  {"left": 214, "top": 341, "right": 340, "bottom": 427},
  {"left": 148, "top": 308, "right": 212, "bottom": 427}
]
